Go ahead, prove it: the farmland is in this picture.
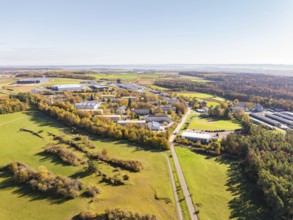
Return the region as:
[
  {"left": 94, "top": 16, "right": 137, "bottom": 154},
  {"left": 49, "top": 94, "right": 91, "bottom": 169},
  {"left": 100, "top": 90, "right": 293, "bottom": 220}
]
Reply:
[{"left": 0, "top": 111, "right": 176, "bottom": 220}]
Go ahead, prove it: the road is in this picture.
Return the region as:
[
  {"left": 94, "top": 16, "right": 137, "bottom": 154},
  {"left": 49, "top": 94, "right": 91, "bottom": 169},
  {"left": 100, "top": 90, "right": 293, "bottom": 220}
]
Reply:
[{"left": 169, "top": 107, "right": 198, "bottom": 220}]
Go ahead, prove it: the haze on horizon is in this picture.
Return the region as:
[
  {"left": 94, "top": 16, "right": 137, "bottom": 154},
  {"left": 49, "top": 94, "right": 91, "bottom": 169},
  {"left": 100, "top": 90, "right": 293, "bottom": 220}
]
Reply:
[{"left": 1, "top": 0, "right": 293, "bottom": 66}]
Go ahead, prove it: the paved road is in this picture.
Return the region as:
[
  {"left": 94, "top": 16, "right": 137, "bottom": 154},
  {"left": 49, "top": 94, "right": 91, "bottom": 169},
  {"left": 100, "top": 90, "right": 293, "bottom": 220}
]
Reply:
[
  {"left": 169, "top": 108, "right": 198, "bottom": 220},
  {"left": 162, "top": 153, "right": 183, "bottom": 220}
]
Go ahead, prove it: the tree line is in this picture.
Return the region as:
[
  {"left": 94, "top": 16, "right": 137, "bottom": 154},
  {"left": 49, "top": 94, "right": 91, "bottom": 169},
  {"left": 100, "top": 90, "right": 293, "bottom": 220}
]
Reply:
[{"left": 0, "top": 98, "right": 27, "bottom": 114}]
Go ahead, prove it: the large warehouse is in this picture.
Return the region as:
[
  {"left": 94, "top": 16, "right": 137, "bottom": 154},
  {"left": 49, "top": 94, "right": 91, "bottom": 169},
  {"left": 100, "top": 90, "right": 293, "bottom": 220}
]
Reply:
[
  {"left": 181, "top": 132, "right": 211, "bottom": 143},
  {"left": 51, "top": 84, "right": 84, "bottom": 91},
  {"left": 17, "top": 77, "right": 48, "bottom": 84}
]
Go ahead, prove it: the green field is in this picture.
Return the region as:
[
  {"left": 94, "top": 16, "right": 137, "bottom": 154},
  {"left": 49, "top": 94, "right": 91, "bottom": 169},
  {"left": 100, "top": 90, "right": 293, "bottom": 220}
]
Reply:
[
  {"left": 188, "top": 115, "right": 241, "bottom": 131},
  {"left": 43, "top": 78, "right": 86, "bottom": 86},
  {"left": 0, "top": 112, "right": 176, "bottom": 220},
  {"left": 175, "top": 147, "right": 270, "bottom": 220}
]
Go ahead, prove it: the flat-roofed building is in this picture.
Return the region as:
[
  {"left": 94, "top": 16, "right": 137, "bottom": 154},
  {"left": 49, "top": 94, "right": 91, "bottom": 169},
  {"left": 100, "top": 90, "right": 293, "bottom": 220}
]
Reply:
[
  {"left": 117, "top": 120, "right": 146, "bottom": 126},
  {"left": 134, "top": 108, "right": 150, "bottom": 115},
  {"left": 147, "top": 121, "right": 162, "bottom": 131},
  {"left": 145, "top": 115, "right": 172, "bottom": 123},
  {"left": 181, "top": 132, "right": 211, "bottom": 143},
  {"left": 95, "top": 114, "right": 121, "bottom": 122},
  {"left": 74, "top": 101, "right": 101, "bottom": 111},
  {"left": 51, "top": 84, "right": 84, "bottom": 91},
  {"left": 91, "top": 84, "right": 110, "bottom": 91}
]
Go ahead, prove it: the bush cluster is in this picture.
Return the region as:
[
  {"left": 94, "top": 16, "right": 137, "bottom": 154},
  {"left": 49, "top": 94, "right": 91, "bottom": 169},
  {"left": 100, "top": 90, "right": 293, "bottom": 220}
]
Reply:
[
  {"left": 45, "top": 144, "right": 85, "bottom": 166},
  {"left": 78, "top": 208, "right": 157, "bottom": 220},
  {"left": 1, "top": 162, "right": 83, "bottom": 199}
]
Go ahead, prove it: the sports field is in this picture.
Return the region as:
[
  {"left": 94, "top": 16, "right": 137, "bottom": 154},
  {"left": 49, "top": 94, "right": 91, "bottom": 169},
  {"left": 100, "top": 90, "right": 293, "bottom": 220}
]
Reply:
[{"left": 0, "top": 112, "right": 176, "bottom": 220}]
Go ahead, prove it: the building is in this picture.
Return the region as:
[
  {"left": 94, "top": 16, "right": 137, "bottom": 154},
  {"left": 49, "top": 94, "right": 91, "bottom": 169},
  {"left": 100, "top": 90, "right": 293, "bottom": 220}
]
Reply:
[
  {"left": 147, "top": 121, "right": 162, "bottom": 131},
  {"left": 116, "top": 106, "right": 127, "bottom": 114},
  {"left": 74, "top": 102, "right": 102, "bottom": 111},
  {"left": 181, "top": 132, "right": 211, "bottom": 143},
  {"left": 230, "top": 102, "right": 249, "bottom": 112},
  {"left": 100, "top": 94, "right": 115, "bottom": 101},
  {"left": 51, "top": 84, "right": 84, "bottom": 91},
  {"left": 164, "top": 97, "right": 180, "bottom": 104},
  {"left": 134, "top": 108, "right": 151, "bottom": 115},
  {"left": 95, "top": 115, "right": 121, "bottom": 122},
  {"left": 117, "top": 120, "right": 146, "bottom": 126},
  {"left": 161, "top": 106, "right": 175, "bottom": 112},
  {"left": 145, "top": 115, "right": 172, "bottom": 123},
  {"left": 91, "top": 84, "right": 110, "bottom": 92},
  {"left": 122, "top": 96, "right": 137, "bottom": 102},
  {"left": 17, "top": 77, "right": 48, "bottom": 84},
  {"left": 252, "top": 103, "right": 264, "bottom": 112}
]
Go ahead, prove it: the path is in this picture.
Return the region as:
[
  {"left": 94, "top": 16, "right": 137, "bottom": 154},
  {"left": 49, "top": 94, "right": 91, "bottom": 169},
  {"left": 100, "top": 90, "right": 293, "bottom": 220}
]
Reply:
[
  {"left": 169, "top": 107, "right": 198, "bottom": 220},
  {"left": 162, "top": 153, "right": 183, "bottom": 220},
  {"left": 0, "top": 117, "right": 26, "bottom": 127}
]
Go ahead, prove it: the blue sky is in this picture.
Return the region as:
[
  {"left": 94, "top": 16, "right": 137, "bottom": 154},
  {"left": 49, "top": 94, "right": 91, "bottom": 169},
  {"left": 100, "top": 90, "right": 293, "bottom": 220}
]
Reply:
[{"left": 0, "top": 0, "right": 293, "bottom": 65}]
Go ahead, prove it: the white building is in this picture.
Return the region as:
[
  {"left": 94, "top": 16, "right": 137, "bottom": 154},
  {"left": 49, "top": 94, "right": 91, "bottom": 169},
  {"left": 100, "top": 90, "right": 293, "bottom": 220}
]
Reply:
[
  {"left": 181, "top": 132, "right": 211, "bottom": 143},
  {"left": 51, "top": 84, "right": 84, "bottom": 91},
  {"left": 74, "top": 102, "right": 102, "bottom": 111},
  {"left": 117, "top": 120, "right": 146, "bottom": 126},
  {"left": 95, "top": 115, "right": 121, "bottom": 122}
]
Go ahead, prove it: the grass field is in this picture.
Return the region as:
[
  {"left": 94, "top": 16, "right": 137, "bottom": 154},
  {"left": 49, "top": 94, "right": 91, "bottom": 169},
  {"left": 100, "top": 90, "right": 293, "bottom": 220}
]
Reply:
[
  {"left": 175, "top": 147, "right": 270, "bottom": 220},
  {"left": 0, "top": 112, "right": 176, "bottom": 220},
  {"left": 188, "top": 115, "right": 241, "bottom": 131}
]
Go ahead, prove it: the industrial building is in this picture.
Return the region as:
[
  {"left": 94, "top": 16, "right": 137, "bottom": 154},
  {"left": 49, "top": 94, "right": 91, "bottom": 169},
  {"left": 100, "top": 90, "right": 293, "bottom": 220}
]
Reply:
[
  {"left": 91, "top": 84, "right": 110, "bottom": 91},
  {"left": 17, "top": 77, "right": 48, "bottom": 84},
  {"left": 250, "top": 113, "right": 281, "bottom": 127},
  {"left": 265, "top": 113, "right": 293, "bottom": 126},
  {"left": 181, "top": 132, "right": 211, "bottom": 143},
  {"left": 51, "top": 84, "right": 84, "bottom": 91}
]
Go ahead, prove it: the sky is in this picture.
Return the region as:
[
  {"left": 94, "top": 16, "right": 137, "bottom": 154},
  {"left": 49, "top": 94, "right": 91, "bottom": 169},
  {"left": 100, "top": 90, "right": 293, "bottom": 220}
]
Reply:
[{"left": 0, "top": 0, "right": 293, "bottom": 65}]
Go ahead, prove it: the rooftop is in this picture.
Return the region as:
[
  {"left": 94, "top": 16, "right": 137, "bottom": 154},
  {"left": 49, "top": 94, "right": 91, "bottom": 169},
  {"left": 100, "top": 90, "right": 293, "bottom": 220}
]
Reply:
[{"left": 181, "top": 132, "right": 211, "bottom": 139}]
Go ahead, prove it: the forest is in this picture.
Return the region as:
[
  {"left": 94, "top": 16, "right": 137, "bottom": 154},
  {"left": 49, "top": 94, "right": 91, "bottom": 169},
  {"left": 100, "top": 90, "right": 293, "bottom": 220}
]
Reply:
[
  {"left": 221, "top": 126, "right": 293, "bottom": 219},
  {"left": 155, "top": 72, "right": 293, "bottom": 110}
]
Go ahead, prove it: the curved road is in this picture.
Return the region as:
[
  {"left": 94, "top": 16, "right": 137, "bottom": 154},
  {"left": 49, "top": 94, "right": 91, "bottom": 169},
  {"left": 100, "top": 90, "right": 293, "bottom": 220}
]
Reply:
[{"left": 169, "top": 107, "right": 198, "bottom": 220}]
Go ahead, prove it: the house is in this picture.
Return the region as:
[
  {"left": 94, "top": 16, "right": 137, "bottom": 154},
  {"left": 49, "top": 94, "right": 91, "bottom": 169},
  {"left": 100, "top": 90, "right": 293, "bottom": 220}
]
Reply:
[
  {"left": 181, "top": 132, "right": 211, "bottom": 143},
  {"left": 252, "top": 103, "right": 264, "bottom": 112},
  {"left": 145, "top": 115, "right": 172, "bottom": 123},
  {"left": 17, "top": 77, "right": 48, "bottom": 84},
  {"left": 134, "top": 108, "right": 150, "bottom": 115},
  {"left": 147, "top": 121, "right": 162, "bottom": 131},
  {"left": 117, "top": 120, "right": 146, "bottom": 126},
  {"left": 51, "top": 84, "right": 84, "bottom": 91},
  {"left": 95, "top": 115, "right": 121, "bottom": 122},
  {"left": 74, "top": 102, "right": 102, "bottom": 111}
]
